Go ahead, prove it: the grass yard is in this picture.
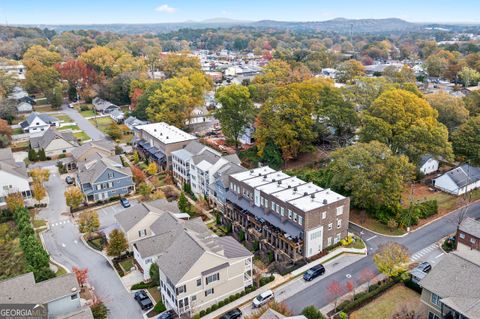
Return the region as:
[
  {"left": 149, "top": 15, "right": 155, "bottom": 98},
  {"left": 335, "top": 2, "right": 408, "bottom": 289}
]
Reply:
[
  {"left": 80, "top": 109, "right": 96, "bottom": 118},
  {"left": 0, "top": 221, "right": 29, "bottom": 281},
  {"left": 55, "top": 114, "right": 74, "bottom": 123},
  {"left": 350, "top": 210, "right": 406, "bottom": 236},
  {"left": 89, "top": 116, "right": 114, "bottom": 134},
  {"left": 58, "top": 125, "right": 80, "bottom": 131},
  {"left": 34, "top": 104, "right": 59, "bottom": 113},
  {"left": 147, "top": 287, "right": 161, "bottom": 303},
  {"left": 119, "top": 258, "right": 134, "bottom": 272},
  {"left": 12, "top": 127, "right": 23, "bottom": 135},
  {"left": 74, "top": 131, "right": 91, "bottom": 142},
  {"left": 350, "top": 284, "right": 423, "bottom": 319}
]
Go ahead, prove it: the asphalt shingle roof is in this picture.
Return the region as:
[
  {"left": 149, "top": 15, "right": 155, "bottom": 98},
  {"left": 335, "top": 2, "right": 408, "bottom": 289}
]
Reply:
[
  {"left": 460, "top": 217, "right": 480, "bottom": 239},
  {"left": 30, "top": 127, "right": 78, "bottom": 150}
]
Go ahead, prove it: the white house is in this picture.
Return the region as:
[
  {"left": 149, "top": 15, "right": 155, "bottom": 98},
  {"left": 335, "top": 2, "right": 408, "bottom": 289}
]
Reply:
[
  {"left": 0, "top": 148, "right": 32, "bottom": 206},
  {"left": 16, "top": 101, "right": 33, "bottom": 113},
  {"left": 30, "top": 127, "right": 79, "bottom": 157},
  {"left": 433, "top": 164, "right": 480, "bottom": 196},
  {"left": 19, "top": 112, "right": 60, "bottom": 137},
  {"left": 419, "top": 155, "right": 440, "bottom": 175}
]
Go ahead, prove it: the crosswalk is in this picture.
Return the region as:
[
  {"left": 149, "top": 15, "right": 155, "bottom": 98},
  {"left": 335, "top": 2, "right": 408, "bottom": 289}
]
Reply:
[
  {"left": 410, "top": 243, "right": 439, "bottom": 261},
  {"left": 50, "top": 220, "right": 71, "bottom": 227}
]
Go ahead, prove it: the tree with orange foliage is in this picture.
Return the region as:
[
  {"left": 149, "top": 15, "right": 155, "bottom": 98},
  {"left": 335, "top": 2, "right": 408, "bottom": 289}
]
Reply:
[
  {"left": 72, "top": 267, "right": 89, "bottom": 287},
  {"left": 131, "top": 165, "right": 146, "bottom": 184}
]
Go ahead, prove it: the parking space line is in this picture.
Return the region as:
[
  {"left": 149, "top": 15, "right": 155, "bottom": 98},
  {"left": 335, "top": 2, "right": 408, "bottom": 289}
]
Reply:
[
  {"left": 435, "top": 253, "right": 444, "bottom": 259},
  {"left": 366, "top": 235, "right": 377, "bottom": 241}
]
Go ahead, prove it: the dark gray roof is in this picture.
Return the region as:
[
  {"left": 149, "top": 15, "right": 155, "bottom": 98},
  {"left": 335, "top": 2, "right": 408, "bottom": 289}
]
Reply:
[
  {"left": 0, "top": 272, "right": 79, "bottom": 304},
  {"left": 192, "top": 149, "right": 221, "bottom": 165},
  {"left": 185, "top": 140, "right": 208, "bottom": 154},
  {"left": 214, "top": 162, "right": 247, "bottom": 187},
  {"left": 419, "top": 154, "right": 434, "bottom": 167},
  {"left": 92, "top": 97, "right": 119, "bottom": 112},
  {"left": 134, "top": 230, "right": 178, "bottom": 259},
  {"left": 30, "top": 128, "right": 78, "bottom": 150},
  {"left": 77, "top": 155, "right": 131, "bottom": 184},
  {"left": 460, "top": 217, "right": 480, "bottom": 239},
  {"left": 420, "top": 252, "right": 480, "bottom": 318},
  {"left": 124, "top": 116, "right": 148, "bottom": 127},
  {"left": 0, "top": 147, "right": 28, "bottom": 179},
  {"left": 444, "top": 164, "right": 480, "bottom": 188},
  {"left": 223, "top": 154, "right": 241, "bottom": 165},
  {"left": 20, "top": 112, "right": 58, "bottom": 127},
  {"left": 215, "top": 236, "right": 252, "bottom": 258}
]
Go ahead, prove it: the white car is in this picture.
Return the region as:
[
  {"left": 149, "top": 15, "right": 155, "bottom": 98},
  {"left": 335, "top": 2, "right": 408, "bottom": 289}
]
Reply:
[
  {"left": 252, "top": 290, "right": 274, "bottom": 308},
  {"left": 68, "top": 103, "right": 74, "bottom": 108}
]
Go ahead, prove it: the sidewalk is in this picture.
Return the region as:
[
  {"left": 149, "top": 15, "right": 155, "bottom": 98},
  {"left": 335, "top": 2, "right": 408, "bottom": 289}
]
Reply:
[{"left": 203, "top": 247, "right": 367, "bottom": 319}]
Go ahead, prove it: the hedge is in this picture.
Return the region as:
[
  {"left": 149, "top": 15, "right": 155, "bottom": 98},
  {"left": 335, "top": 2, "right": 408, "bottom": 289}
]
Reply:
[
  {"left": 131, "top": 281, "right": 158, "bottom": 290},
  {"left": 154, "top": 301, "right": 166, "bottom": 313},
  {"left": 337, "top": 278, "right": 398, "bottom": 313},
  {"left": 403, "top": 279, "right": 422, "bottom": 294},
  {"left": 198, "top": 286, "right": 254, "bottom": 317},
  {"left": 260, "top": 275, "right": 275, "bottom": 287}
]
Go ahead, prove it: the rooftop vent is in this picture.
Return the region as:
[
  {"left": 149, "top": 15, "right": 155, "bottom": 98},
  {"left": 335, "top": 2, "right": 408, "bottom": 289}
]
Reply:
[
  {"left": 250, "top": 170, "right": 254, "bottom": 173},
  {"left": 323, "top": 199, "right": 328, "bottom": 205},
  {"left": 304, "top": 192, "right": 308, "bottom": 196},
  {"left": 278, "top": 180, "right": 282, "bottom": 185},
  {"left": 272, "top": 179, "right": 276, "bottom": 182},
  {"left": 263, "top": 175, "right": 267, "bottom": 179},
  {"left": 293, "top": 187, "right": 297, "bottom": 192},
  {"left": 288, "top": 185, "right": 291, "bottom": 188},
  {"left": 311, "top": 194, "right": 315, "bottom": 199}
]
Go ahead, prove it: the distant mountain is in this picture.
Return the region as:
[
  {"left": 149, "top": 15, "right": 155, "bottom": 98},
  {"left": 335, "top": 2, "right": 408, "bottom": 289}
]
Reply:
[
  {"left": 253, "top": 18, "right": 419, "bottom": 33},
  {"left": 17, "top": 17, "right": 478, "bottom": 35}
]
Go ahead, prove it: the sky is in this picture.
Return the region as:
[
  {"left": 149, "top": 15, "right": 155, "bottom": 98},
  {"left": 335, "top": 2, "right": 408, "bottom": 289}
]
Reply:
[{"left": 1, "top": 0, "right": 480, "bottom": 25}]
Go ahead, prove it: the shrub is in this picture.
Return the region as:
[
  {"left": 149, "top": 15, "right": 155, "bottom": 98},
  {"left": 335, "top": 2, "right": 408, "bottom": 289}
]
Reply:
[
  {"left": 260, "top": 275, "right": 275, "bottom": 287},
  {"left": 340, "top": 235, "right": 353, "bottom": 246},
  {"left": 193, "top": 314, "right": 201, "bottom": 319},
  {"left": 211, "top": 304, "right": 218, "bottom": 311},
  {"left": 199, "top": 310, "right": 206, "bottom": 317},
  {"left": 404, "top": 279, "right": 422, "bottom": 293},
  {"left": 338, "top": 279, "right": 398, "bottom": 313},
  {"left": 442, "top": 237, "right": 456, "bottom": 252},
  {"left": 338, "top": 312, "right": 348, "bottom": 319},
  {"left": 218, "top": 300, "right": 225, "bottom": 307},
  {"left": 130, "top": 281, "right": 157, "bottom": 290},
  {"left": 301, "top": 305, "right": 326, "bottom": 319},
  {"left": 153, "top": 301, "right": 166, "bottom": 313}
]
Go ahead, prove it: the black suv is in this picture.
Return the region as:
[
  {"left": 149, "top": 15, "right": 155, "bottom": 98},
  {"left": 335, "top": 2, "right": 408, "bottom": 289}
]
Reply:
[
  {"left": 134, "top": 290, "right": 153, "bottom": 310},
  {"left": 303, "top": 264, "right": 326, "bottom": 281},
  {"left": 219, "top": 308, "right": 242, "bottom": 319}
]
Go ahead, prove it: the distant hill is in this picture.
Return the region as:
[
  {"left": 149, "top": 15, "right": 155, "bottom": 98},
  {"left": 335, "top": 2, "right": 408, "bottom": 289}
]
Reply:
[{"left": 16, "top": 17, "right": 479, "bottom": 35}]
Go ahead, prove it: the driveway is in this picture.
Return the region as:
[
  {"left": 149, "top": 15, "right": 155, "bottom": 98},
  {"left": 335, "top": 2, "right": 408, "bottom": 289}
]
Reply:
[
  {"left": 284, "top": 202, "right": 480, "bottom": 313},
  {"left": 96, "top": 200, "right": 139, "bottom": 237},
  {"left": 60, "top": 105, "right": 106, "bottom": 140},
  {"left": 39, "top": 167, "right": 143, "bottom": 319}
]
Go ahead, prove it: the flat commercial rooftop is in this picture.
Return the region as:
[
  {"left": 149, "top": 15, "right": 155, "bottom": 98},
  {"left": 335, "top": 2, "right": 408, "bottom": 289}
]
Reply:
[
  {"left": 230, "top": 166, "right": 276, "bottom": 181},
  {"left": 137, "top": 122, "right": 197, "bottom": 144},
  {"left": 288, "top": 188, "right": 345, "bottom": 212}
]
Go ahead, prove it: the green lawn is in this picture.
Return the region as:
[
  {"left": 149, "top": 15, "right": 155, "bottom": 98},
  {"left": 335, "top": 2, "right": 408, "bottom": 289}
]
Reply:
[
  {"left": 74, "top": 131, "right": 91, "bottom": 142},
  {"left": 350, "top": 285, "right": 422, "bottom": 319},
  {"left": 0, "top": 221, "right": 29, "bottom": 281},
  {"left": 12, "top": 128, "right": 23, "bottom": 135},
  {"left": 80, "top": 109, "right": 96, "bottom": 118},
  {"left": 89, "top": 117, "right": 114, "bottom": 133},
  {"left": 350, "top": 210, "right": 406, "bottom": 236},
  {"left": 147, "top": 287, "right": 161, "bottom": 303},
  {"left": 58, "top": 125, "right": 80, "bottom": 131},
  {"left": 119, "top": 258, "right": 134, "bottom": 272},
  {"left": 32, "top": 219, "right": 47, "bottom": 228},
  {"left": 55, "top": 114, "right": 74, "bottom": 123}
]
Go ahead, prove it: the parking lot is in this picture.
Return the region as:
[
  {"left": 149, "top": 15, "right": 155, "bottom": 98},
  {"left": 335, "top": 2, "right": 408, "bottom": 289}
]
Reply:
[{"left": 96, "top": 199, "right": 140, "bottom": 237}]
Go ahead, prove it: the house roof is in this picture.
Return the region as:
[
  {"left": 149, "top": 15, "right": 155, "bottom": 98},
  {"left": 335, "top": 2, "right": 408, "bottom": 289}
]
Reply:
[
  {"left": 30, "top": 127, "right": 78, "bottom": 150},
  {"left": 419, "top": 154, "right": 435, "bottom": 167},
  {"left": 0, "top": 272, "right": 79, "bottom": 305},
  {"left": 459, "top": 217, "right": 480, "bottom": 239},
  {"left": 215, "top": 236, "right": 252, "bottom": 259},
  {"left": 441, "top": 164, "right": 480, "bottom": 189},
  {"left": 420, "top": 251, "right": 480, "bottom": 318},
  {"left": 71, "top": 140, "right": 115, "bottom": 162},
  {"left": 77, "top": 155, "right": 131, "bottom": 185},
  {"left": 124, "top": 116, "right": 148, "bottom": 127},
  {"left": 192, "top": 149, "right": 221, "bottom": 166},
  {"left": 92, "top": 97, "right": 119, "bottom": 112},
  {"left": 20, "top": 112, "right": 58, "bottom": 128},
  {"left": 0, "top": 148, "right": 28, "bottom": 179},
  {"left": 213, "top": 162, "right": 247, "bottom": 188}
]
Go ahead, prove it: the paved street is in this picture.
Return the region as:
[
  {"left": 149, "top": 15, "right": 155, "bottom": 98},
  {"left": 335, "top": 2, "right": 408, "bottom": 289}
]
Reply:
[
  {"left": 60, "top": 104, "right": 106, "bottom": 140},
  {"left": 38, "top": 166, "right": 143, "bottom": 319},
  {"left": 284, "top": 202, "right": 480, "bottom": 313}
]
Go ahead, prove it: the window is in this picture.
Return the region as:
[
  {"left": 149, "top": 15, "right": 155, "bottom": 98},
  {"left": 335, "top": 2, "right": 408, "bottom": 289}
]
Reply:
[
  {"left": 71, "top": 294, "right": 78, "bottom": 300},
  {"left": 460, "top": 233, "right": 465, "bottom": 239},
  {"left": 191, "top": 295, "right": 197, "bottom": 302},
  {"left": 205, "top": 273, "right": 220, "bottom": 285},
  {"left": 196, "top": 279, "right": 201, "bottom": 286},
  {"left": 293, "top": 212, "right": 297, "bottom": 222},
  {"left": 336, "top": 206, "right": 344, "bottom": 216},
  {"left": 431, "top": 293, "right": 441, "bottom": 306},
  {"left": 337, "top": 219, "right": 342, "bottom": 229},
  {"left": 138, "top": 229, "right": 147, "bottom": 237},
  {"left": 298, "top": 216, "right": 303, "bottom": 226},
  {"left": 471, "top": 238, "right": 477, "bottom": 244},
  {"left": 264, "top": 199, "right": 268, "bottom": 208},
  {"left": 272, "top": 202, "right": 276, "bottom": 210},
  {"left": 176, "top": 285, "right": 186, "bottom": 295},
  {"left": 327, "top": 237, "right": 332, "bottom": 246},
  {"left": 328, "top": 223, "right": 333, "bottom": 230},
  {"left": 428, "top": 312, "right": 439, "bottom": 319},
  {"left": 205, "top": 288, "right": 214, "bottom": 297},
  {"left": 322, "top": 212, "right": 326, "bottom": 219},
  {"left": 288, "top": 210, "right": 292, "bottom": 219},
  {"left": 280, "top": 207, "right": 285, "bottom": 216}
]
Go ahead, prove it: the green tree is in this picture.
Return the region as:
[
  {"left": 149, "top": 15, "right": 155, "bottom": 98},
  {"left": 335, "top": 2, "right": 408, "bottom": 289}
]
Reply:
[
  {"left": 160, "top": 53, "right": 201, "bottom": 78},
  {"left": 33, "top": 267, "right": 56, "bottom": 282},
  {"left": 464, "top": 91, "right": 480, "bottom": 116},
  {"left": 426, "top": 91, "right": 469, "bottom": 132},
  {"left": 37, "top": 148, "right": 47, "bottom": 161},
  {"left": 78, "top": 211, "right": 100, "bottom": 237},
  {"left": 65, "top": 186, "right": 84, "bottom": 210},
  {"left": 301, "top": 306, "right": 326, "bottom": 319},
  {"left": 138, "top": 182, "right": 153, "bottom": 199},
  {"left": 46, "top": 84, "right": 64, "bottom": 109},
  {"left": 28, "top": 148, "right": 38, "bottom": 162},
  {"left": 149, "top": 263, "right": 160, "bottom": 286},
  {"left": 373, "top": 242, "right": 409, "bottom": 277},
  {"left": 23, "top": 45, "right": 62, "bottom": 68},
  {"left": 327, "top": 141, "right": 415, "bottom": 218},
  {"left": 215, "top": 84, "right": 255, "bottom": 149},
  {"left": 336, "top": 59, "right": 365, "bottom": 83},
  {"left": 360, "top": 89, "right": 453, "bottom": 162},
  {"left": 32, "top": 181, "right": 46, "bottom": 205},
  {"left": 255, "top": 87, "right": 316, "bottom": 161},
  {"left": 91, "top": 301, "right": 109, "bottom": 319},
  {"left": 107, "top": 122, "right": 122, "bottom": 140},
  {"left": 106, "top": 229, "right": 128, "bottom": 257},
  {"left": 178, "top": 192, "right": 192, "bottom": 214},
  {"left": 452, "top": 116, "right": 480, "bottom": 164},
  {"left": 133, "top": 150, "right": 140, "bottom": 163},
  {"left": 459, "top": 66, "right": 480, "bottom": 87}
]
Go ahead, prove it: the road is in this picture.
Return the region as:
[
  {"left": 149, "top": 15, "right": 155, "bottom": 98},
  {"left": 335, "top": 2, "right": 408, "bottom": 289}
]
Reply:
[
  {"left": 60, "top": 104, "right": 106, "bottom": 140},
  {"left": 38, "top": 165, "right": 143, "bottom": 319},
  {"left": 283, "top": 202, "right": 480, "bottom": 313}
]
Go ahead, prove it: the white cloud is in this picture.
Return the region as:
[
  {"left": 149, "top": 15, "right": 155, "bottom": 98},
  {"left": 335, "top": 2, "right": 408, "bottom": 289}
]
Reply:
[{"left": 155, "top": 4, "right": 177, "bottom": 13}]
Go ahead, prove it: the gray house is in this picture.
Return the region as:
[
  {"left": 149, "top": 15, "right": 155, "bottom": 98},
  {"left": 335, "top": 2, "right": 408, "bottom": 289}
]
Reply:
[
  {"left": 209, "top": 162, "right": 246, "bottom": 212},
  {"left": 92, "top": 97, "right": 120, "bottom": 114},
  {"left": 76, "top": 155, "right": 135, "bottom": 203},
  {"left": 0, "top": 272, "right": 93, "bottom": 319}
]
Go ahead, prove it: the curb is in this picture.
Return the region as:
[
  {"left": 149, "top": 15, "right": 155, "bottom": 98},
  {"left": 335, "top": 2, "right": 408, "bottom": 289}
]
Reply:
[{"left": 38, "top": 226, "right": 71, "bottom": 275}]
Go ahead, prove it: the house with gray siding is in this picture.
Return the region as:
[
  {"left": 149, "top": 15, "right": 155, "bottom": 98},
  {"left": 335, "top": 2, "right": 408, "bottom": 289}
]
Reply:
[
  {"left": 76, "top": 155, "right": 134, "bottom": 203},
  {"left": 0, "top": 272, "right": 93, "bottom": 319},
  {"left": 30, "top": 127, "right": 79, "bottom": 157}
]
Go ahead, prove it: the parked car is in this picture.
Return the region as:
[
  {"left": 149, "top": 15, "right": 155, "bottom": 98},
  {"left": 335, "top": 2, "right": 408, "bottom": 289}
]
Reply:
[
  {"left": 134, "top": 290, "right": 153, "bottom": 310},
  {"left": 68, "top": 103, "right": 74, "bottom": 108},
  {"left": 219, "top": 308, "right": 242, "bottom": 319},
  {"left": 252, "top": 290, "right": 274, "bottom": 308},
  {"left": 65, "top": 176, "right": 74, "bottom": 185},
  {"left": 303, "top": 264, "right": 326, "bottom": 281},
  {"left": 157, "top": 310, "right": 175, "bottom": 319},
  {"left": 417, "top": 261, "right": 432, "bottom": 273},
  {"left": 120, "top": 197, "right": 131, "bottom": 208}
]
